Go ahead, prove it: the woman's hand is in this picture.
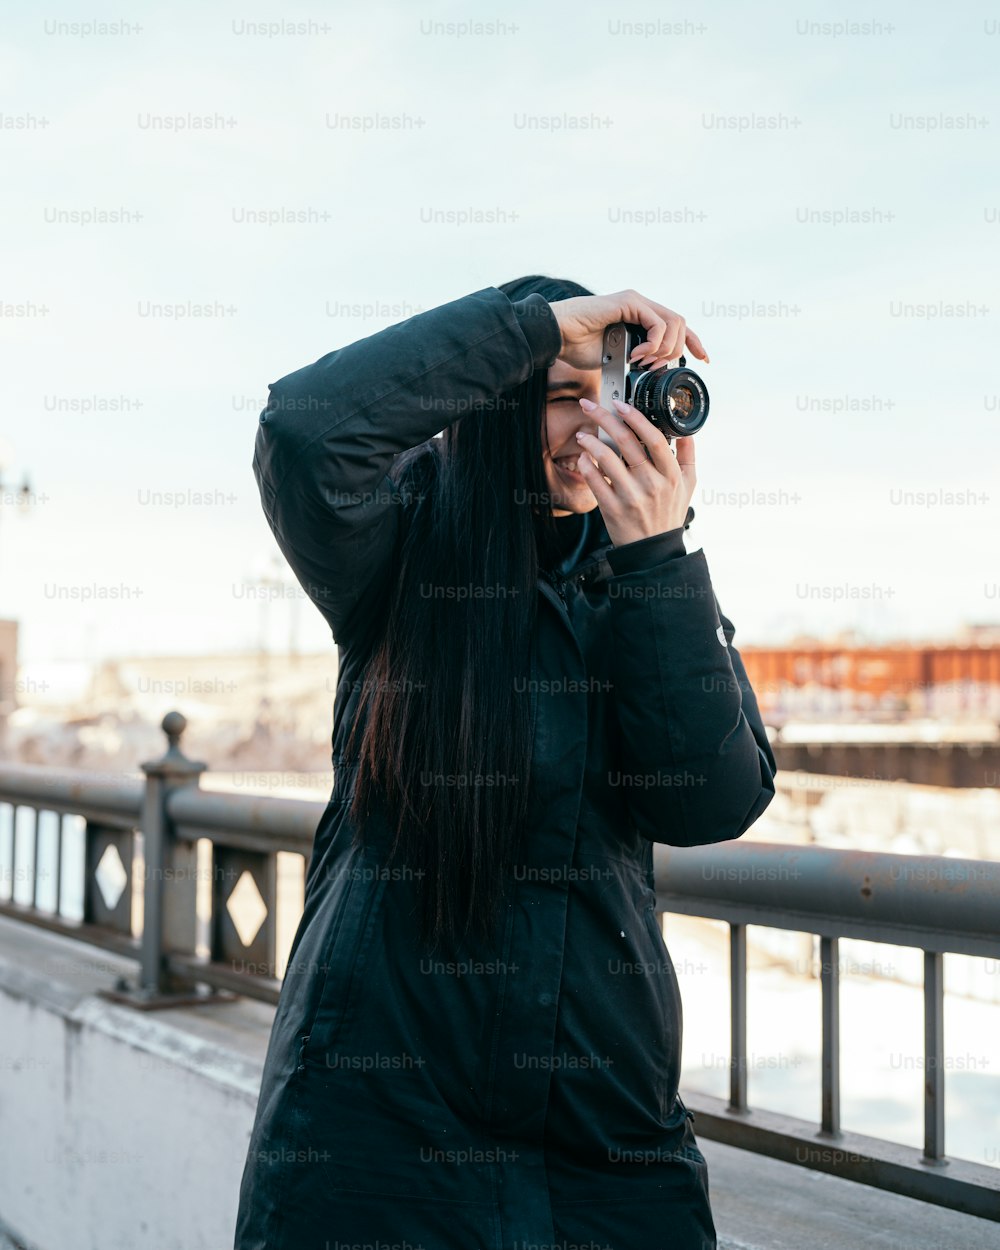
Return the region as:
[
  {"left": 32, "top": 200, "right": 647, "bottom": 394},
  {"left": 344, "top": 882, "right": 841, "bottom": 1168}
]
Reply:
[
  {"left": 574, "top": 398, "right": 696, "bottom": 548},
  {"left": 548, "top": 288, "right": 709, "bottom": 370}
]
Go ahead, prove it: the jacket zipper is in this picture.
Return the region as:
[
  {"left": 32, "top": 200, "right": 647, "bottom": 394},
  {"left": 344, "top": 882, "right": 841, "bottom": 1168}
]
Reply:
[{"left": 542, "top": 547, "right": 610, "bottom": 609}]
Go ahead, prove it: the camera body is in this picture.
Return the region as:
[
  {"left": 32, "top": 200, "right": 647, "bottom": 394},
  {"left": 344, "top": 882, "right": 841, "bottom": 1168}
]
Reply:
[{"left": 597, "top": 322, "right": 709, "bottom": 457}]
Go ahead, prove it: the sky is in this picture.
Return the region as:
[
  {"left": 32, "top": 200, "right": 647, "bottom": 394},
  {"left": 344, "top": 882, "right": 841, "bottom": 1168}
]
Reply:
[{"left": 2, "top": 1, "right": 999, "bottom": 664}]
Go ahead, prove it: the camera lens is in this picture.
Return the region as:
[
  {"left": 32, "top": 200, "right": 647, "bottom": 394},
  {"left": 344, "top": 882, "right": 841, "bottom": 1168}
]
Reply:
[
  {"left": 632, "top": 365, "right": 709, "bottom": 436},
  {"left": 670, "top": 386, "right": 695, "bottom": 421}
]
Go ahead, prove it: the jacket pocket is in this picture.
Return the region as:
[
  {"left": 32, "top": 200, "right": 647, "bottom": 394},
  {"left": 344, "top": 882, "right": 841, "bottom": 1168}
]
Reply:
[{"left": 300, "top": 852, "right": 387, "bottom": 1067}]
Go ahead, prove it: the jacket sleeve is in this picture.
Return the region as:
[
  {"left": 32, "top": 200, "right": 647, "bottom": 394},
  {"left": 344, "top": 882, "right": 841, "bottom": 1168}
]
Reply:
[
  {"left": 252, "top": 288, "right": 562, "bottom": 646},
  {"left": 605, "top": 536, "right": 777, "bottom": 847}
]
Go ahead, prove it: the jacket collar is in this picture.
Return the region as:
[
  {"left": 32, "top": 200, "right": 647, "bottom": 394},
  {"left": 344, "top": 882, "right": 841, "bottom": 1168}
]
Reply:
[
  {"left": 542, "top": 503, "right": 696, "bottom": 589},
  {"left": 545, "top": 507, "right": 616, "bottom": 587}
]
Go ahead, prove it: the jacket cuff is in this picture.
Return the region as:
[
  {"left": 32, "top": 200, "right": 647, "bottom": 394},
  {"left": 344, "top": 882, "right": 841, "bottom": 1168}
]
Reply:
[
  {"left": 510, "top": 293, "right": 562, "bottom": 368},
  {"left": 607, "top": 526, "right": 686, "bottom": 575},
  {"left": 606, "top": 506, "right": 696, "bottom": 576}
]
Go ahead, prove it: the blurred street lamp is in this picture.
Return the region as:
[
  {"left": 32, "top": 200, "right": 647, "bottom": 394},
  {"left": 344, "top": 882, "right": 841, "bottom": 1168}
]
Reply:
[
  {"left": 0, "top": 443, "right": 36, "bottom": 585},
  {"left": 0, "top": 445, "right": 35, "bottom": 729}
]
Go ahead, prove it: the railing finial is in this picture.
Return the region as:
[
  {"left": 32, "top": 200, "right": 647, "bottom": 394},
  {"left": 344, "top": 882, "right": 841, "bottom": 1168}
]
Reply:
[
  {"left": 161, "top": 710, "right": 188, "bottom": 756},
  {"left": 141, "top": 709, "right": 206, "bottom": 780}
]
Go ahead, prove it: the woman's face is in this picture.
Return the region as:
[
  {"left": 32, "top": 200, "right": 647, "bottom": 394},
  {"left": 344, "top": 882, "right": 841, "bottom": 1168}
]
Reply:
[{"left": 541, "top": 359, "right": 603, "bottom": 515}]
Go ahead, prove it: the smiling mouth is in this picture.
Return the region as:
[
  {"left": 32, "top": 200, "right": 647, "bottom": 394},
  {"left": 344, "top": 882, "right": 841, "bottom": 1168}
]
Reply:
[{"left": 554, "top": 455, "right": 585, "bottom": 478}]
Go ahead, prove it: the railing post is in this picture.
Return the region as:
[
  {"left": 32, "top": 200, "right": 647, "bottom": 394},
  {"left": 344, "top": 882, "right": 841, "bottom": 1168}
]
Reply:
[
  {"left": 729, "top": 921, "right": 749, "bottom": 1113},
  {"left": 819, "top": 934, "right": 841, "bottom": 1137},
  {"left": 923, "top": 949, "right": 947, "bottom": 1164},
  {"left": 111, "top": 711, "right": 206, "bottom": 1005}
]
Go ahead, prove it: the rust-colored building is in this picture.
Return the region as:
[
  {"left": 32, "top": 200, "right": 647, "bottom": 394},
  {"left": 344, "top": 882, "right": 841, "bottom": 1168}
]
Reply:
[{"left": 738, "top": 638, "right": 1000, "bottom": 723}]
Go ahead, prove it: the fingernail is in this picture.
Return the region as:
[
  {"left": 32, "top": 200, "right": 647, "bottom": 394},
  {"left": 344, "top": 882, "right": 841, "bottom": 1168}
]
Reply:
[
  {"left": 611, "top": 399, "right": 629, "bottom": 415},
  {"left": 578, "top": 397, "right": 596, "bottom": 411}
]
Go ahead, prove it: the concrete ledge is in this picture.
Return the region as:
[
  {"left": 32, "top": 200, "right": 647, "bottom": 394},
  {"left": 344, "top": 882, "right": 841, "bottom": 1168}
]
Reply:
[
  {"left": 0, "top": 915, "right": 274, "bottom": 1250},
  {"left": 704, "top": 1135, "right": 998, "bottom": 1250},
  {"left": 0, "top": 915, "right": 997, "bottom": 1250}
]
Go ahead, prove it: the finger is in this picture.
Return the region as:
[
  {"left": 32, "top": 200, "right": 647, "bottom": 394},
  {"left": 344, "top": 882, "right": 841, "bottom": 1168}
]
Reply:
[
  {"left": 613, "top": 290, "right": 672, "bottom": 363},
  {"left": 575, "top": 443, "right": 618, "bottom": 507},
  {"left": 684, "top": 325, "right": 709, "bottom": 363},
  {"left": 575, "top": 431, "right": 637, "bottom": 495},
  {"left": 611, "top": 400, "right": 679, "bottom": 480},
  {"left": 616, "top": 291, "right": 707, "bottom": 366},
  {"left": 633, "top": 301, "right": 687, "bottom": 362},
  {"left": 660, "top": 314, "right": 686, "bottom": 362},
  {"left": 674, "top": 435, "right": 696, "bottom": 471},
  {"left": 646, "top": 313, "right": 703, "bottom": 364},
  {"left": 628, "top": 317, "right": 667, "bottom": 363},
  {"left": 580, "top": 398, "right": 650, "bottom": 468}
]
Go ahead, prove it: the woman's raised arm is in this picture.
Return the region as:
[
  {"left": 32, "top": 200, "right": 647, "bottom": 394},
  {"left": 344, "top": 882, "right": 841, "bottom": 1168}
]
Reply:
[{"left": 252, "top": 287, "right": 561, "bottom": 646}]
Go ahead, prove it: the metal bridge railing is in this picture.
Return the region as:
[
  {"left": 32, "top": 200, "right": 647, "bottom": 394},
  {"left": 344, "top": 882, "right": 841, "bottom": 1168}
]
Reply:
[
  {"left": 0, "top": 712, "right": 322, "bottom": 1006},
  {"left": 654, "top": 840, "right": 1000, "bottom": 1222},
  {"left": 0, "top": 711, "right": 997, "bottom": 1220}
]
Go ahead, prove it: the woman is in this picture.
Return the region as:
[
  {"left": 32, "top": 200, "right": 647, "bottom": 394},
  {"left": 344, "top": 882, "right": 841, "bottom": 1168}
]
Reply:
[{"left": 234, "top": 276, "right": 777, "bottom": 1250}]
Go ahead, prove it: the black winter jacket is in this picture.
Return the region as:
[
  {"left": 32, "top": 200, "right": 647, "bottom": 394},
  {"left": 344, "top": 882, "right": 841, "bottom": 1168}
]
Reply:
[{"left": 234, "top": 287, "right": 777, "bottom": 1250}]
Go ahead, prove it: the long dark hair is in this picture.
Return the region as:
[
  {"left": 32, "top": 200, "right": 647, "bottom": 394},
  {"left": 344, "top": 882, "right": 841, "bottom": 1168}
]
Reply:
[{"left": 346, "top": 274, "right": 595, "bottom": 954}]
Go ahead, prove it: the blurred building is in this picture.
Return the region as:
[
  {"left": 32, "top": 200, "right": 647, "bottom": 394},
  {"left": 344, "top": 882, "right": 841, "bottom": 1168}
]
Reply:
[
  {"left": 740, "top": 638, "right": 1000, "bottom": 725},
  {"left": 0, "top": 618, "right": 18, "bottom": 719}
]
